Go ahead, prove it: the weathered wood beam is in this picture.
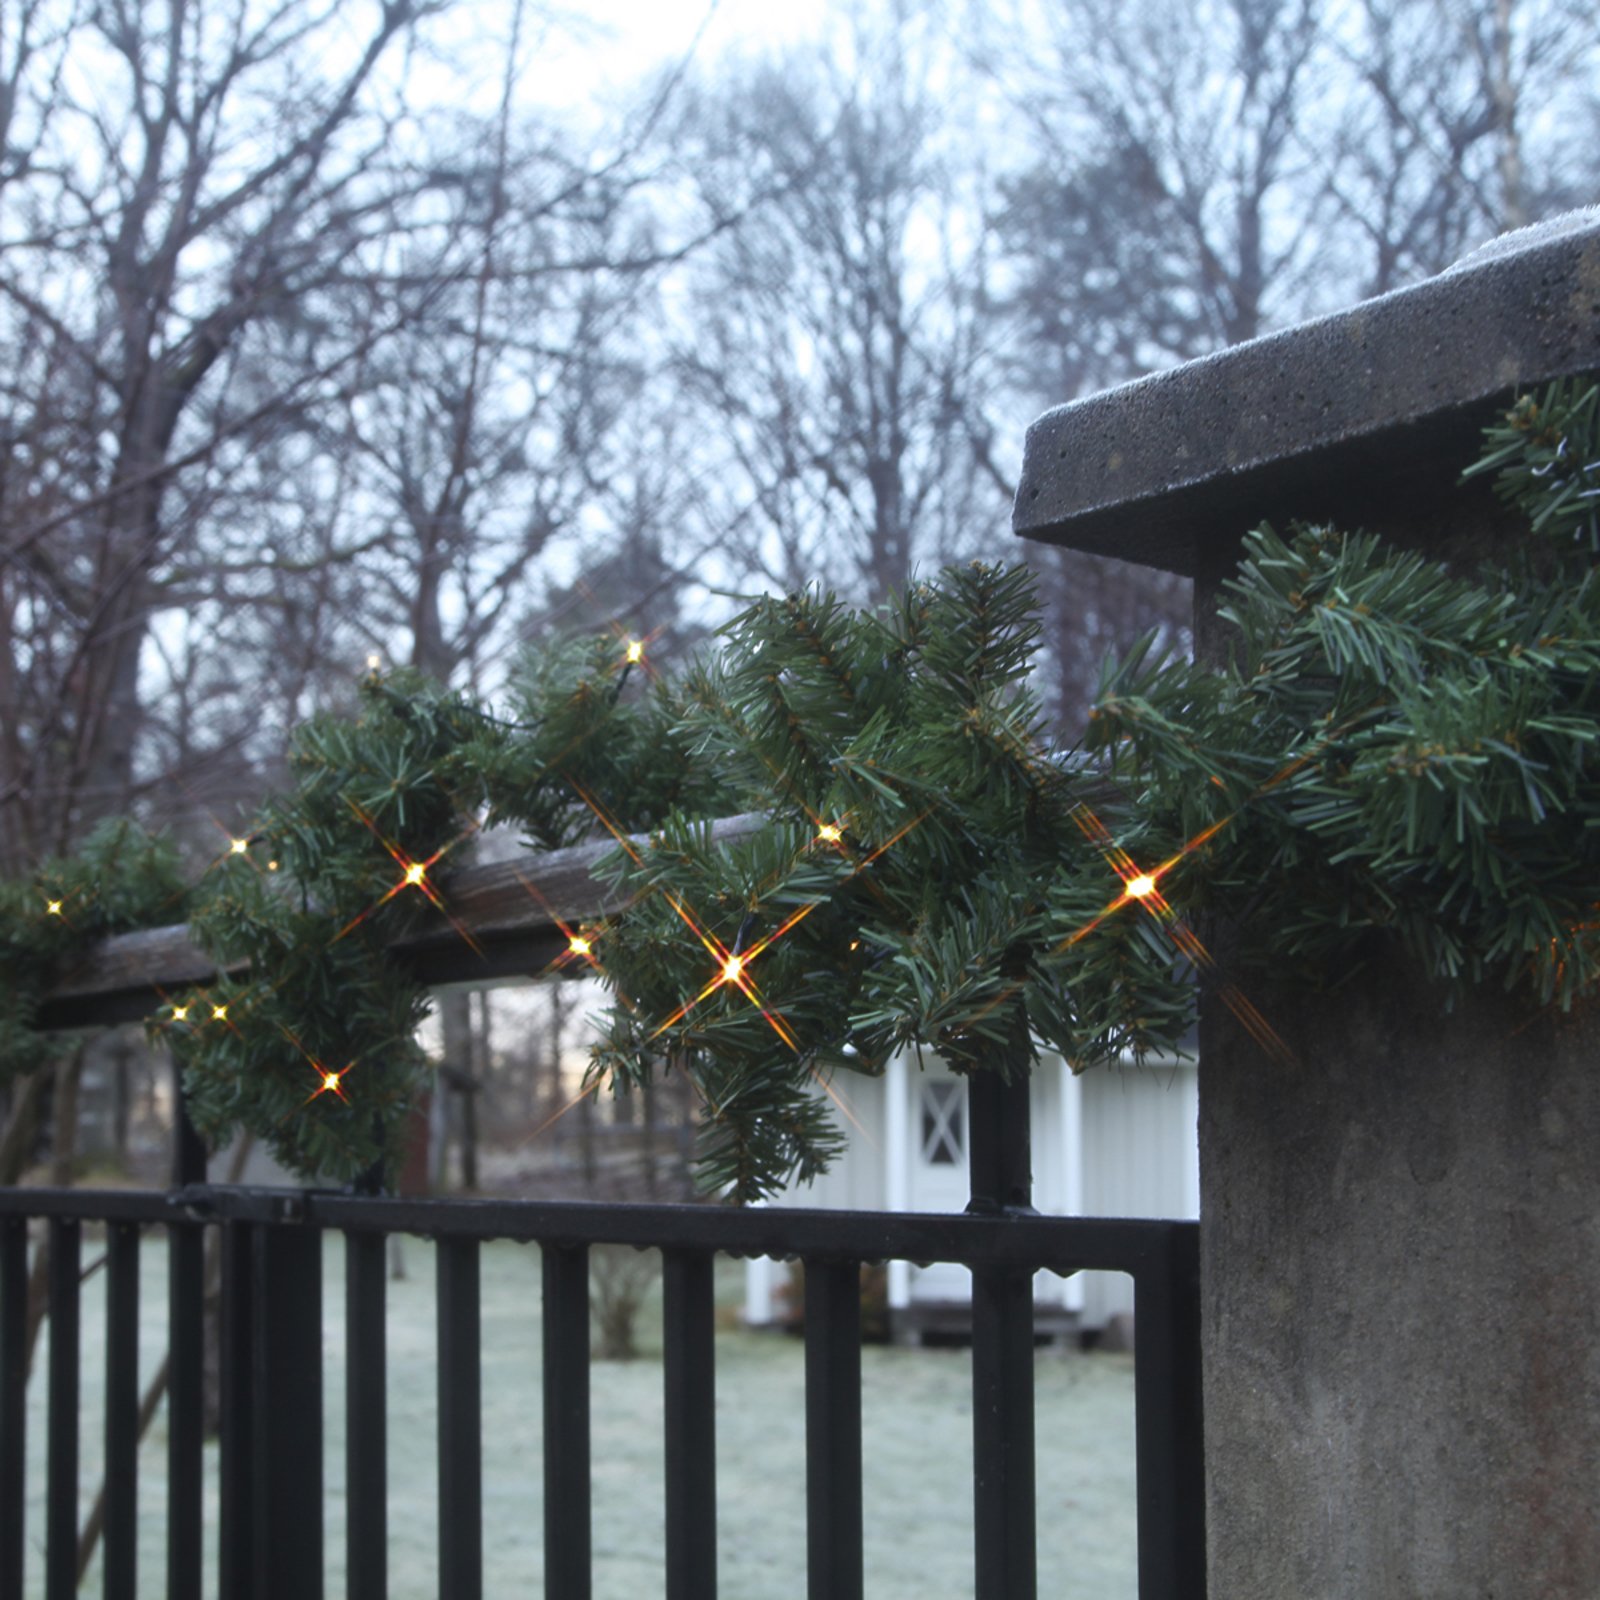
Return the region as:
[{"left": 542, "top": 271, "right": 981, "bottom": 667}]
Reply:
[{"left": 35, "top": 814, "right": 764, "bottom": 1032}]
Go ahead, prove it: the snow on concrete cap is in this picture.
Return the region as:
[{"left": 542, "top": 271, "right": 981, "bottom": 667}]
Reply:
[{"left": 1013, "top": 209, "right": 1600, "bottom": 577}]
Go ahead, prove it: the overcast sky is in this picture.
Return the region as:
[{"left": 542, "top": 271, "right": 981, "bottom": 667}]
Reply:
[{"left": 489, "top": 0, "right": 824, "bottom": 116}]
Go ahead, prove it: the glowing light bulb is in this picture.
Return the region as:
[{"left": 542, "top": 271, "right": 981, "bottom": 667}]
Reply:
[
  {"left": 1126, "top": 874, "right": 1157, "bottom": 900},
  {"left": 817, "top": 823, "right": 842, "bottom": 843},
  {"left": 722, "top": 954, "right": 744, "bottom": 984},
  {"left": 322, "top": 1071, "right": 342, "bottom": 1094},
  {"left": 404, "top": 863, "right": 426, "bottom": 887},
  {"left": 367, "top": 654, "right": 382, "bottom": 670},
  {"left": 625, "top": 639, "right": 644, "bottom": 664},
  {"left": 569, "top": 935, "right": 592, "bottom": 957},
  {"left": 172, "top": 1005, "right": 189, "bottom": 1022},
  {"left": 45, "top": 900, "right": 62, "bottom": 916},
  {"left": 212, "top": 1004, "right": 228, "bottom": 1021},
  {"left": 267, "top": 859, "right": 280, "bottom": 872},
  {"left": 229, "top": 837, "right": 249, "bottom": 856}
]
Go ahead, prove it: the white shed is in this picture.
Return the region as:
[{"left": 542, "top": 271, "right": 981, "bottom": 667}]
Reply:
[{"left": 743, "top": 1049, "right": 1199, "bottom": 1342}]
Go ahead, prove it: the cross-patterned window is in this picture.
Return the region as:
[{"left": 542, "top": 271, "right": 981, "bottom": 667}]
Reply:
[{"left": 920, "top": 1080, "right": 964, "bottom": 1166}]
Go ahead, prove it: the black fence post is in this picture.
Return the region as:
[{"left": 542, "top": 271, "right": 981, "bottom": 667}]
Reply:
[
  {"left": 662, "top": 1249, "right": 716, "bottom": 1600},
  {"left": 44, "top": 1218, "right": 79, "bottom": 1600},
  {"left": 345, "top": 1229, "right": 388, "bottom": 1600},
  {"left": 1133, "top": 1227, "right": 1207, "bottom": 1600},
  {"left": 250, "top": 1218, "right": 324, "bottom": 1600},
  {"left": 102, "top": 1221, "right": 142, "bottom": 1600},
  {"left": 542, "top": 1243, "right": 591, "bottom": 1600},
  {"left": 966, "top": 1069, "right": 1037, "bottom": 1600},
  {"left": 966, "top": 1069, "right": 1033, "bottom": 1215},
  {"left": 803, "top": 1258, "right": 863, "bottom": 1600},
  {"left": 218, "top": 1220, "right": 256, "bottom": 1600},
  {"left": 437, "top": 1236, "right": 483, "bottom": 1600},
  {"left": 0, "top": 1217, "right": 25, "bottom": 1600},
  {"left": 168, "top": 1067, "right": 207, "bottom": 1600}
]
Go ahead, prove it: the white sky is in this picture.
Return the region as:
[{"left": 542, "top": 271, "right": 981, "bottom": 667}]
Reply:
[
  {"left": 540, "top": 0, "right": 821, "bottom": 87},
  {"left": 424, "top": 0, "right": 826, "bottom": 122}
]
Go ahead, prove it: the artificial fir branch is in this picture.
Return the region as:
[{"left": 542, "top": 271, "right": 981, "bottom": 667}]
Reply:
[
  {"left": 3, "top": 381, "right": 1598, "bottom": 1198},
  {"left": 0, "top": 821, "right": 188, "bottom": 1087}
]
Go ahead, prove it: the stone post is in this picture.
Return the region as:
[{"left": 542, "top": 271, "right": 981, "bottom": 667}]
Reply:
[{"left": 1014, "top": 213, "right": 1600, "bottom": 1599}]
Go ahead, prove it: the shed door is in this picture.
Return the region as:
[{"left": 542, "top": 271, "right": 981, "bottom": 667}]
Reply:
[{"left": 909, "top": 1076, "right": 972, "bottom": 1301}]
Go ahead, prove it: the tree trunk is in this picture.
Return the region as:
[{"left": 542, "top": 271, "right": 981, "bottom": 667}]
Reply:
[{"left": 0, "top": 1067, "right": 48, "bottom": 1186}]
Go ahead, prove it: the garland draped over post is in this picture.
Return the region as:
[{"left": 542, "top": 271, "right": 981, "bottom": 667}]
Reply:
[{"left": 3, "top": 380, "right": 1597, "bottom": 1199}]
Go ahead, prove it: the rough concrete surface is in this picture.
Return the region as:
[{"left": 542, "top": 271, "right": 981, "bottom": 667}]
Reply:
[
  {"left": 1199, "top": 959, "right": 1600, "bottom": 1600},
  {"left": 1013, "top": 211, "right": 1600, "bottom": 576}
]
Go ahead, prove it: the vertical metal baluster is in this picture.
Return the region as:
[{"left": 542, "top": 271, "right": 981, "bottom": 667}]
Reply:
[
  {"left": 168, "top": 1067, "right": 207, "bottom": 1600},
  {"left": 803, "top": 1258, "right": 862, "bottom": 1600},
  {"left": 345, "top": 1230, "right": 388, "bottom": 1600},
  {"left": 167, "top": 1219, "right": 205, "bottom": 1600},
  {"left": 437, "top": 1236, "right": 482, "bottom": 1600},
  {"left": 967, "top": 1070, "right": 1037, "bottom": 1600},
  {"left": 1133, "top": 1228, "right": 1206, "bottom": 1600},
  {"left": 970, "top": 1261, "right": 1037, "bottom": 1600},
  {"left": 662, "top": 1249, "right": 716, "bottom": 1600},
  {"left": 542, "top": 1243, "right": 591, "bottom": 1600},
  {"left": 218, "top": 1220, "right": 254, "bottom": 1600},
  {"left": 103, "top": 1223, "right": 141, "bottom": 1600},
  {"left": 0, "top": 1217, "right": 27, "bottom": 1600},
  {"left": 251, "top": 1222, "right": 323, "bottom": 1599},
  {"left": 45, "top": 1218, "right": 80, "bottom": 1600}
]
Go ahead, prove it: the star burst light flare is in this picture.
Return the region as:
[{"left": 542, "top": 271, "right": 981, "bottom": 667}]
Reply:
[
  {"left": 332, "top": 797, "right": 482, "bottom": 955},
  {"left": 1064, "top": 801, "right": 1293, "bottom": 1064}
]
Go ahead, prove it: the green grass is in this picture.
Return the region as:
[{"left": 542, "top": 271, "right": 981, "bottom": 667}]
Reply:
[{"left": 22, "top": 1233, "right": 1137, "bottom": 1597}]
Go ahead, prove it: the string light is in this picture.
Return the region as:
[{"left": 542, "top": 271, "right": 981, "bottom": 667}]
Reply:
[
  {"left": 816, "top": 823, "right": 843, "bottom": 843},
  {"left": 332, "top": 798, "right": 482, "bottom": 954},
  {"left": 229, "top": 838, "right": 250, "bottom": 856},
  {"left": 722, "top": 953, "right": 745, "bottom": 984},
  {"left": 569, "top": 934, "right": 592, "bottom": 957},
  {"left": 367, "top": 654, "right": 382, "bottom": 670},
  {"left": 1126, "top": 874, "right": 1156, "bottom": 899},
  {"left": 172, "top": 1004, "right": 189, "bottom": 1022},
  {"left": 211, "top": 1004, "right": 228, "bottom": 1021},
  {"left": 625, "top": 639, "right": 644, "bottom": 664},
  {"left": 45, "top": 900, "right": 62, "bottom": 916}
]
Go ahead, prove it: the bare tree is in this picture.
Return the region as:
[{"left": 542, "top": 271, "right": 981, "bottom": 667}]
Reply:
[
  {"left": 663, "top": 15, "right": 1011, "bottom": 606},
  {"left": 986, "top": 0, "right": 1599, "bottom": 383},
  {"left": 1327, "top": 0, "right": 1600, "bottom": 293},
  {"left": 0, "top": 0, "right": 455, "bottom": 866},
  {"left": 978, "top": 0, "right": 1598, "bottom": 730},
  {"left": 987, "top": 0, "right": 1329, "bottom": 384}
]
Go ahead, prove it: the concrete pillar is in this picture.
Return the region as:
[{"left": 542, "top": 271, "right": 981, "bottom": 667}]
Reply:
[{"left": 1015, "top": 213, "right": 1600, "bottom": 1599}]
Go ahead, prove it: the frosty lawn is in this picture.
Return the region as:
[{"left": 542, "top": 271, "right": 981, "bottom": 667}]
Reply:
[{"left": 28, "top": 1232, "right": 1137, "bottom": 1598}]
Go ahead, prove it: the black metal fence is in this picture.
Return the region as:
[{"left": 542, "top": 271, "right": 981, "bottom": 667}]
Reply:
[{"left": 0, "top": 1080, "right": 1204, "bottom": 1600}]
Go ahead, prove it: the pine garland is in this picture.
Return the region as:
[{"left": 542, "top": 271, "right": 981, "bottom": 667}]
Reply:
[
  {"left": 171, "top": 672, "right": 500, "bottom": 1181},
  {"left": 2, "top": 377, "right": 1596, "bottom": 1199},
  {"left": 0, "top": 820, "right": 188, "bottom": 1083},
  {"left": 588, "top": 568, "right": 1191, "bottom": 1199}
]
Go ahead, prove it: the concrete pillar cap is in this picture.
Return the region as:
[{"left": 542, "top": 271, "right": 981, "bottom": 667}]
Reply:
[{"left": 1013, "top": 209, "right": 1600, "bottom": 576}]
